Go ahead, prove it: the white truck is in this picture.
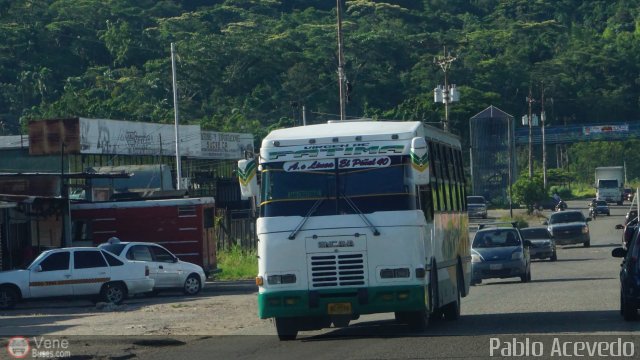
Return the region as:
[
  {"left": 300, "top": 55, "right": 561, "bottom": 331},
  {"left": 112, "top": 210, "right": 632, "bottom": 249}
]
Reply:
[{"left": 595, "top": 166, "right": 624, "bottom": 205}]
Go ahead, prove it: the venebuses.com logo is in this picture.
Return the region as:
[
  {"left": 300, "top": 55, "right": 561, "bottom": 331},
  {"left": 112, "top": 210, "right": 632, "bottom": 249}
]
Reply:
[
  {"left": 7, "top": 337, "right": 30, "bottom": 359},
  {"left": 6, "top": 336, "right": 71, "bottom": 359}
]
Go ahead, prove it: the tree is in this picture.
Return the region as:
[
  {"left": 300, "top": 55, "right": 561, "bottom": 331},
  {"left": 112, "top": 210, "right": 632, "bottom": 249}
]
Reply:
[{"left": 511, "top": 176, "right": 546, "bottom": 213}]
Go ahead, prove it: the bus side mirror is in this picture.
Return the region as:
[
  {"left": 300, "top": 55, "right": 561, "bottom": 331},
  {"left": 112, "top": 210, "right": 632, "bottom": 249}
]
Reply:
[
  {"left": 238, "top": 159, "right": 259, "bottom": 198},
  {"left": 410, "top": 137, "right": 429, "bottom": 186}
]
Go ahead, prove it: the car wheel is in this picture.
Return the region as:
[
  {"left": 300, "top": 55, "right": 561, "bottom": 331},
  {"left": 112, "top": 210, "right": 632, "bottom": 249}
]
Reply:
[
  {"left": 583, "top": 240, "right": 591, "bottom": 248},
  {"left": 275, "top": 317, "right": 298, "bottom": 341},
  {"left": 183, "top": 274, "right": 202, "bottom": 295},
  {"left": 0, "top": 286, "right": 19, "bottom": 310},
  {"left": 550, "top": 252, "right": 558, "bottom": 262},
  {"left": 101, "top": 282, "right": 127, "bottom": 305},
  {"left": 621, "top": 290, "right": 638, "bottom": 321}
]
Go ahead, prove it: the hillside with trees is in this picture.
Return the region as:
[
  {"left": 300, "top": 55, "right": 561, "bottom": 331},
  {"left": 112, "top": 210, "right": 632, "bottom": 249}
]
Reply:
[{"left": 0, "top": 0, "right": 638, "bottom": 181}]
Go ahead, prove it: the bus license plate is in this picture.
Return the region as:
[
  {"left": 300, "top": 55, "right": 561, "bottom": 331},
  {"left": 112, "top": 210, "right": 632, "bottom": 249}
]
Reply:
[{"left": 328, "top": 302, "right": 352, "bottom": 315}]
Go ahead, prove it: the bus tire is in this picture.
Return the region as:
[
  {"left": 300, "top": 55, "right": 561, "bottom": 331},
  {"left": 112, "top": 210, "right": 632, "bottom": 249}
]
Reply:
[
  {"left": 407, "top": 309, "right": 429, "bottom": 331},
  {"left": 274, "top": 317, "right": 298, "bottom": 340},
  {"left": 443, "top": 265, "right": 462, "bottom": 321}
]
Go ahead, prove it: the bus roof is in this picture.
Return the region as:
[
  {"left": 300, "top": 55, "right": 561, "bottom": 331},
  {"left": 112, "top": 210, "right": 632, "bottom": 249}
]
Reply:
[{"left": 261, "top": 120, "right": 460, "bottom": 149}]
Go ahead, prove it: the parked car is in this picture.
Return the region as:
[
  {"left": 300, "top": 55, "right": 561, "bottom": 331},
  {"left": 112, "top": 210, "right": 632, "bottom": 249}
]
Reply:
[
  {"left": 467, "top": 195, "right": 488, "bottom": 219},
  {"left": 612, "top": 227, "right": 640, "bottom": 321},
  {"left": 98, "top": 240, "right": 206, "bottom": 295},
  {"left": 471, "top": 223, "right": 532, "bottom": 284},
  {"left": 593, "top": 200, "right": 611, "bottom": 216},
  {"left": 0, "top": 247, "right": 154, "bottom": 310},
  {"left": 624, "top": 188, "right": 634, "bottom": 202},
  {"left": 544, "top": 210, "right": 591, "bottom": 247},
  {"left": 520, "top": 227, "right": 557, "bottom": 261}
]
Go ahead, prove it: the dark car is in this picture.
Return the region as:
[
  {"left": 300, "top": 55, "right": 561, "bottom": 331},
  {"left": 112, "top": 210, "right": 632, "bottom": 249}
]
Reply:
[
  {"left": 544, "top": 210, "right": 591, "bottom": 247},
  {"left": 612, "top": 228, "right": 640, "bottom": 321},
  {"left": 616, "top": 216, "right": 638, "bottom": 249},
  {"left": 520, "top": 227, "right": 557, "bottom": 261},
  {"left": 594, "top": 200, "right": 610, "bottom": 216},
  {"left": 538, "top": 197, "right": 560, "bottom": 210},
  {"left": 624, "top": 188, "right": 634, "bottom": 202},
  {"left": 471, "top": 223, "right": 532, "bottom": 284}
]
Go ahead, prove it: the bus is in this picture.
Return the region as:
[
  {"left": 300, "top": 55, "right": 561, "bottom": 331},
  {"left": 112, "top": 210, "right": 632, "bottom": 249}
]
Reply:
[{"left": 238, "top": 120, "right": 470, "bottom": 340}]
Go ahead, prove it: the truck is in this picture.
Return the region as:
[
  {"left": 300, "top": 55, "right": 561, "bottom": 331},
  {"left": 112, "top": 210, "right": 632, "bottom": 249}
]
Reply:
[
  {"left": 70, "top": 197, "right": 217, "bottom": 274},
  {"left": 595, "top": 166, "right": 624, "bottom": 205},
  {"left": 238, "top": 120, "right": 470, "bottom": 340}
]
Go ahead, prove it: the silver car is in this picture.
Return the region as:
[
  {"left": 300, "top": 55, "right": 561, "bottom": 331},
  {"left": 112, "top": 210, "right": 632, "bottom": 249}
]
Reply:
[
  {"left": 520, "top": 227, "right": 557, "bottom": 261},
  {"left": 471, "top": 225, "right": 532, "bottom": 284}
]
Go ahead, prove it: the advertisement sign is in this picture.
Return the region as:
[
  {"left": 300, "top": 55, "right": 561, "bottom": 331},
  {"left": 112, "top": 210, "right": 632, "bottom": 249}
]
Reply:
[{"left": 200, "top": 131, "right": 254, "bottom": 159}]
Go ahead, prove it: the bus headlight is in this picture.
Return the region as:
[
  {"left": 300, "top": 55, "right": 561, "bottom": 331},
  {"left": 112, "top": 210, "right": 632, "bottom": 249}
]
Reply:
[
  {"left": 380, "top": 268, "right": 410, "bottom": 278},
  {"left": 267, "top": 274, "right": 297, "bottom": 285}
]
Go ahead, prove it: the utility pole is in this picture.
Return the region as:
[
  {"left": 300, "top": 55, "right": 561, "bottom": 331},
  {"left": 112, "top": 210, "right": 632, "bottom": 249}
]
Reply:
[
  {"left": 171, "top": 42, "right": 183, "bottom": 189},
  {"left": 336, "top": 0, "right": 346, "bottom": 121},
  {"left": 434, "top": 46, "right": 458, "bottom": 132},
  {"left": 541, "top": 83, "right": 547, "bottom": 189},
  {"left": 526, "top": 87, "right": 536, "bottom": 178}
]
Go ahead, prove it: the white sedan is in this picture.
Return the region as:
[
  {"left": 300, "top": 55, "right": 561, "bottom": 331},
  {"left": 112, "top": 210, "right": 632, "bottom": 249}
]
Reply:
[
  {"left": 98, "top": 241, "right": 206, "bottom": 295},
  {"left": 0, "top": 247, "right": 154, "bottom": 310}
]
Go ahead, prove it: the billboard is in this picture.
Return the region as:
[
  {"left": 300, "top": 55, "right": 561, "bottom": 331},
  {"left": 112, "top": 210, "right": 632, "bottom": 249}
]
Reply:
[{"left": 27, "top": 118, "right": 253, "bottom": 160}]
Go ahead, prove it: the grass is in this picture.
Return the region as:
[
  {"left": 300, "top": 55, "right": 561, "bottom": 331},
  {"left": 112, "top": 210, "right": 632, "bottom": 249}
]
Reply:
[{"left": 216, "top": 244, "right": 258, "bottom": 280}]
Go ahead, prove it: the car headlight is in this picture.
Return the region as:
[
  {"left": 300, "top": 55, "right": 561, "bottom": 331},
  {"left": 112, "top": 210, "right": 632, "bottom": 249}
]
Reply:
[
  {"left": 582, "top": 226, "right": 589, "bottom": 234},
  {"left": 511, "top": 251, "right": 523, "bottom": 260},
  {"left": 471, "top": 254, "right": 482, "bottom": 263}
]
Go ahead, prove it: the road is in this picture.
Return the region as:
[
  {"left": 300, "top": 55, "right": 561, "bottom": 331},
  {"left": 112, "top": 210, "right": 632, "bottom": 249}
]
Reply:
[
  {"left": 3, "top": 200, "right": 640, "bottom": 359},
  {"left": 136, "top": 200, "right": 640, "bottom": 359}
]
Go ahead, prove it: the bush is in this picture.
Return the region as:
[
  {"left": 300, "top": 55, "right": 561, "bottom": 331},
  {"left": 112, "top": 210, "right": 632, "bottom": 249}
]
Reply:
[{"left": 216, "top": 245, "right": 258, "bottom": 280}]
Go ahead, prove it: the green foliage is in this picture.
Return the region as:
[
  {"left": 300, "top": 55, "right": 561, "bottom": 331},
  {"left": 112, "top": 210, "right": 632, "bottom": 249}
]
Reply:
[
  {"left": 0, "top": 0, "right": 638, "bottom": 175},
  {"left": 216, "top": 245, "right": 258, "bottom": 280},
  {"left": 512, "top": 176, "right": 546, "bottom": 211},
  {"left": 548, "top": 185, "right": 572, "bottom": 199}
]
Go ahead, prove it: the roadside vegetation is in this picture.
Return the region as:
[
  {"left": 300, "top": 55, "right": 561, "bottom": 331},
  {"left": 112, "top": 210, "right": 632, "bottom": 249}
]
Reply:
[{"left": 215, "top": 245, "right": 258, "bottom": 280}]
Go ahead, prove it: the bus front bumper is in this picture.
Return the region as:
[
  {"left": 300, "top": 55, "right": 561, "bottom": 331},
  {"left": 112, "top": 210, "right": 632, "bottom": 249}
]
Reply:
[{"left": 257, "top": 285, "right": 426, "bottom": 319}]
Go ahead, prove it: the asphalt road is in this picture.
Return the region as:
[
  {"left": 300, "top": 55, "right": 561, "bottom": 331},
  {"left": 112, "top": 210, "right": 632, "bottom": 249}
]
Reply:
[
  {"left": 7, "top": 201, "right": 639, "bottom": 359},
  {"left": 132, "top": 200, "right": 640, "bottom": 359}
]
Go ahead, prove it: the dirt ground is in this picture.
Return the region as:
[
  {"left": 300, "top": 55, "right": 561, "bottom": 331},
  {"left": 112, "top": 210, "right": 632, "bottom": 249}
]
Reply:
[{"left": 0, "top": 280, "right": 266, "bottom": 337}]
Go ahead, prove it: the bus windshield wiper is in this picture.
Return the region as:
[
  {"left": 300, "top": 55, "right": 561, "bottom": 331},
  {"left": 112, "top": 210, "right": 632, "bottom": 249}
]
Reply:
[
  {"left": 341, "top": 193, "right": 380, "bottom": 236},
  {"left": 288, "top": 198, "right": 325, "bottom": 240}
]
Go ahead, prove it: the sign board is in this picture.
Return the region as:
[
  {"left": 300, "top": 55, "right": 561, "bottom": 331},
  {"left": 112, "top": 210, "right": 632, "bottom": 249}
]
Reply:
[{"left": 200, "top": 131, "right": 254, "bottom": 159}]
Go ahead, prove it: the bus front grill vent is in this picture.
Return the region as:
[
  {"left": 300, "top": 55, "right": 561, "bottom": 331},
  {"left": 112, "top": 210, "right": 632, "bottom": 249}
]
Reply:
[{"left": 309, "top": 253, "right": 366, "bottom": 288}]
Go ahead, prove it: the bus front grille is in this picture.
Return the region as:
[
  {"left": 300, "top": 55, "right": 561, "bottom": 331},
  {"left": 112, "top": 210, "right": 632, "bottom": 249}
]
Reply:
[{"left": 309, "top": 253, "right": 366, "bottom": 288}]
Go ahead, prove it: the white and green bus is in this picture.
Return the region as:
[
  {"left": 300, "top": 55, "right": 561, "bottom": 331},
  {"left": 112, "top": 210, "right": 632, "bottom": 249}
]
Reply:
[{"left": 238, "top": 120, "right": 470, "bottom": 340}]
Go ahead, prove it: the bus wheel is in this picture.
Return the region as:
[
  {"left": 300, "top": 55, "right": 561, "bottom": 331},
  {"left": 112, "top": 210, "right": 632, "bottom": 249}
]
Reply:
[
  {"left": 407, "top": 309, "right": 429, "bottom": 331},
  {"left": 443, "top": 270, "right": 462, "bottom": 321},
  {"left": 274, "top": 317, "right": 298, "bottom": 341},
  {"left": 332, "top": 315, "right": 350, "bottom": 328}
]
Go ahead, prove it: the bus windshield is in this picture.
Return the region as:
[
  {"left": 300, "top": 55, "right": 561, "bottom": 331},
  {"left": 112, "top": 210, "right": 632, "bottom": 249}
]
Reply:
[{"left": 260, "top": 157, "right": 415, "bottom": 217}]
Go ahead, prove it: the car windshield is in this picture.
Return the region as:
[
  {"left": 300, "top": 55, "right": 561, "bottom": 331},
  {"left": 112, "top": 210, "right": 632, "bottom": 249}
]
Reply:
[
  {"left": 520, "top": 228, "right": 551, "bottom": 240},
  {"left": 467, "top": 197, "right": 485, "bottom": 204},
  {"left": 549, "top": 212, "right": 585, "bottom": 224},
  {"left": 98, "top": 243, "right": 127, "bottom": 256},
  {"left": 473, "top": 230, "right": 521, "bottom": 248},
  {"left": 596, "top": 201, "right": 607, "bottom": 206}
]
